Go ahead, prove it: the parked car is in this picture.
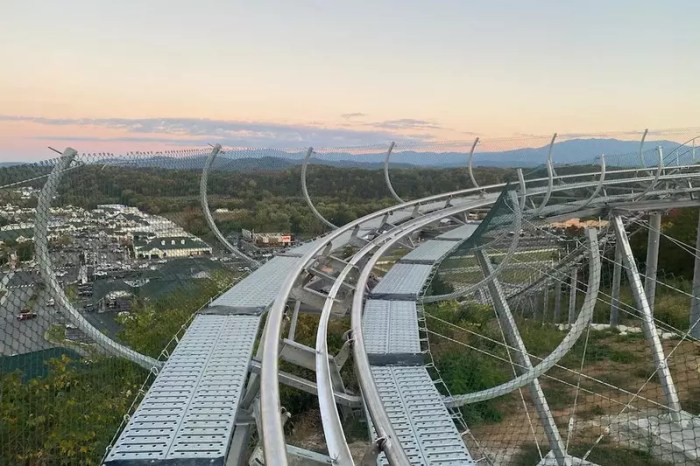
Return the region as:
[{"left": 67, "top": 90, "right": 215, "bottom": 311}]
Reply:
[{"left": 17, "top": 311, "right": 38, "bottom": 321}]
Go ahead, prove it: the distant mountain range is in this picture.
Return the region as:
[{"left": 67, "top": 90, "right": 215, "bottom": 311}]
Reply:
[{"left": 2, "top": 138, "right": 688, "bottom": 171}]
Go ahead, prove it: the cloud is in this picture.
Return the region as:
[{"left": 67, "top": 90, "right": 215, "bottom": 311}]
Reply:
[
  {"left": 340, "top": 112, "right": 366, "bottom": 119},
  {"left": 374, "top": 118, "right": 442, "bottom": 130},
  {"left": 1, "top": 115, "right": 437, "bottom": 148}
]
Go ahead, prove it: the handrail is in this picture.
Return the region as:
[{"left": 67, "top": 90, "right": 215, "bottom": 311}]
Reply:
[{"left": 200, "top": 144, "right": 261, "bottom": 268}]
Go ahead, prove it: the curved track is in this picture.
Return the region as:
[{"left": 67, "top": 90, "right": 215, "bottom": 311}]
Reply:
[
  {"left": 98, "top": 143, "right": 700, "bottom": 466},
  {"left": 280, "top": 161, "right": 700, "bottom": 464}
]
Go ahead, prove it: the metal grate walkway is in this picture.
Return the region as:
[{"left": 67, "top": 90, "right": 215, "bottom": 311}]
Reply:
[
  {"left": 364, "top": 221, "right": 478, "bottom": 465},
  {"left": 372, "top": 366, "right": 475, "bottom": 466},
  {"left": 104, "top": 314, "right": 260, "bottom": 465}
]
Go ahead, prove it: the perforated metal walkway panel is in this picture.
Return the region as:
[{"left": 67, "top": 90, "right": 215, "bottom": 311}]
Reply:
[
  {"left": 103, "top": 314, "right": 260, "bottom": 465},
  {"left": 363, "top": 300, "right": 422, "bottom": 364},
  {"left": 435, "top": 222, "right": 480, "bottom": 241},
  {"left": 399, "top": 240, "right": 459, "bottom": 265},
  {"left": 214, "top": 256, "right": 300, "bottom": 309},
  {"left": 371, "top": 366, "right": 475, "bottom": 465},
  {"left": 370, "top": 264, "right": 434, "bottom": 300}
]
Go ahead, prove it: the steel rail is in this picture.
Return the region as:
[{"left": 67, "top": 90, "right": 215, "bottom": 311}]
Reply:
[
  {"left": 317, "top": 197, "right": 499, "bottom": 464},
  {"left": 350, "top": 200, "right": 499, "bottom": 464},
  {"left": 200, "top": 144, "right": 261, "bottom": 268},
  {"left": 261, "top": 183, "right": 509, "bottom": 465},
  {"left": 35, "top": 148, "right": 159, "bottom": 371}
]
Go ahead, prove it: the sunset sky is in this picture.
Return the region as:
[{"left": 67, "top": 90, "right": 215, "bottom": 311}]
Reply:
[{"left": 2, "top": 0, "right": 699, "bottom": 160}]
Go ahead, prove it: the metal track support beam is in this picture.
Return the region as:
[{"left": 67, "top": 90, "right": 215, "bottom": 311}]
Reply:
[
  {"left": 644, "top": 212, "right": 662, "bottom": 314},
  {"left": 476, "top": 249, "right": 568, "bottom": 466},
  {"left": 610, "top": 240, "right": 623, "bottom": 328},
  {"left": 612, "top": 216, "right": 682, "bottom": 422},
  {"left": 568, "top": 267, "right": 578, "bottom": 324},
  {"left": 691, "top": 210, "right": 700, "bottom": 339},
  {"left": 554, "top": 278, "right": 562, "bottom": 323}
]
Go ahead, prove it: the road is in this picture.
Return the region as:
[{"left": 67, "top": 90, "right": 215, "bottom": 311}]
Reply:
[{"left": 0, "top": 286, "right": 60, "bottom": 356}]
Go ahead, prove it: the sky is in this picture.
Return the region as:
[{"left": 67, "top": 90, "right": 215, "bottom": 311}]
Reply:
[{"left": 1, "top": 0, "right": 700, "bottom": 161}]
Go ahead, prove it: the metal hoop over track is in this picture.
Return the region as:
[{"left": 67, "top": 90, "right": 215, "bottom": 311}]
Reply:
[
  {"left": 301, "top": 147, "right": 338, "bottom": 229},
  {"left": 445, "top": 227, "right": 600, "bottom": 406},
  {"left": 382, "top": 141, "right": 403, "bottom": 203},
  {"left": 533, "top": 133, "right": 557, "bottom": 216},
  {"left": 200, "top": 144, "right": 261, "bottom": 268},
  {"left": 467, "top": 137, "right": 481, "bottom": 190},
  {"left": 35, "top": 148, "right": 159, "bottom": 371}
]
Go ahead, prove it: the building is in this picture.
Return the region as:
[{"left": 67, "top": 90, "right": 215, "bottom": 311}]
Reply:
[
  {"left": 133, "top": 236, "right": 213, "bottom": 259},
  {"left": 241, "top": 229, "right": 292, "bottom": 247}
]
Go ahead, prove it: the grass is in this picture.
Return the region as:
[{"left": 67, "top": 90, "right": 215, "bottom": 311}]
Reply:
[
  {"left": 513, "top": 443, "right": 674, "bottom": 466},
  {"left": 45, "top": 324, "right": 66, "bottom": 343}
]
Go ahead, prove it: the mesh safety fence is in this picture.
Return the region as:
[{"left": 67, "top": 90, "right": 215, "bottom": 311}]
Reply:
[{"left": 420, "top": 148, "right": 700, "bottom": 464}]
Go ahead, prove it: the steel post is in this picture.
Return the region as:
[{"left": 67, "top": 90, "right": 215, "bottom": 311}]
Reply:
[
  {"left": 543, "top": 283, "right": 550, "bottom": 323},
  {"left": 612, "top": 216, "right": 682, "bottom": 421},
  {"left": 610, "top": 240, "right": 623, "bottom": 328},
  {"left": 554, "top": 279, "right": 562, "bottom": 322},
  {"left": 476, "top": 250, "right": 568, "bottom": 466},
  {"left": 690, "top": 211, "right": 700, "bottom": 339},
  {"left": 568, "top": 267, "right": 578, "bottom": 324},
  {"left": 287, "top": 300, "right": 301, "bottom": 341},
  {"left": 644, "top": 212, "right": 662, "bottom": 314}
]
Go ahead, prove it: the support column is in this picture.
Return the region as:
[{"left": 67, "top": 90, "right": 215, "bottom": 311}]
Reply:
[
  {"left": 644, "top": 212, "right": 662, "bottom": 314},
  {"left": 287, "top": 300, "right": 301, "bottom": 341},
  {"left": 612, "top": 216, "right": 682, "bottom": 421},
  {"left": 690, "top": 211, "right": 700, "bottom": 339},
  {"left": 610, "top": 241, "right": 623, "bottom": 328},
  {"left": 477, "top": 250, "right": 568, "bottom": 465},
  {"left": 543, "top": 283, "right": 550, "bottom": 324},
  {"left": 568, "top": 267, "right": 578, "bottom": 324},
  {"left": 554, "top": 279, "right": 562, "bottom": 323}
]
